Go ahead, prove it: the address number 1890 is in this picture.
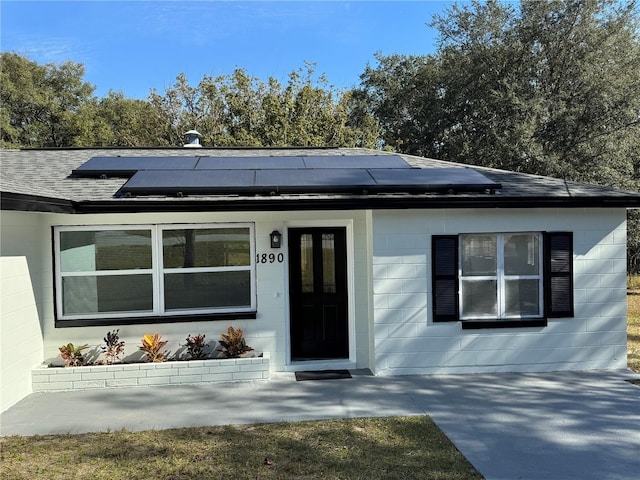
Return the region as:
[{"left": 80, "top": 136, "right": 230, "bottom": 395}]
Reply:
[{"left": 256, "top": 253, "right": 285, "bottom": 264}]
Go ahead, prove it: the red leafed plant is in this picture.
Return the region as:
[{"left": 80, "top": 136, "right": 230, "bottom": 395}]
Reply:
[
  {"left": 184, "top": 333, "right": 208, "bottom": 360},
  {"left": 139, "top": 333, "right": 169, "bottom": 362},
  {"left": 219, "top": 326, "right": 253, "bottom": 358},
  {"left": 101, "top": 329, "right": 125, "bottom": 365},
  {"left": 59, "top": 342, "right": 90, "bottom": 367}
]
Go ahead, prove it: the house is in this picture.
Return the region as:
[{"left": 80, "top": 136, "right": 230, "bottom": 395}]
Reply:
[{"left": 2, "top": 144, "right": 639, "bottom": 411}]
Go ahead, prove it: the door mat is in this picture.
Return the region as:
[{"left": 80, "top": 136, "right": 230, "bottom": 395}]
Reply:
[{"left": 295, "top": 369, "right": 352, "bottom": 381}]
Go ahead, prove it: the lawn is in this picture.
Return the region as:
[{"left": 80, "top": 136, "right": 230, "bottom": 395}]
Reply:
[{"left": 0, "top": 416, "right": 482, "bottom": 480}]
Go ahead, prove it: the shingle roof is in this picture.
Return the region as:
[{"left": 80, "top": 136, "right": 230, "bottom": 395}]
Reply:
[{"left": 2, "top": 147, "right": 639, "bottom": 213}]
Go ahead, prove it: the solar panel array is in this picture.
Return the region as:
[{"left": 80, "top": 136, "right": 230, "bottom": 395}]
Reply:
[{"left": 71, "top": 155, "right": 501, "bottom": 196}]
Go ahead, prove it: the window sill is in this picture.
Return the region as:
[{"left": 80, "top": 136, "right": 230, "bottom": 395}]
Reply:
[
  {"left": 461, "top": 318, "right": 547, "bottom": 330},
  {"left": 55, "top": 311, "right": 257, "bottom": 328}
]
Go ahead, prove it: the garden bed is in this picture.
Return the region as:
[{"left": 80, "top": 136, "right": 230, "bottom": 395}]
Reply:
[{"left": 32, "top": 353, "right": 270, "bottom": 392}]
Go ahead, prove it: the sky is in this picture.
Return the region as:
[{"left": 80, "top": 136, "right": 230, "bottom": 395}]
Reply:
[{"left": 1, "top": 1, "right": 454, "bottom": 99}]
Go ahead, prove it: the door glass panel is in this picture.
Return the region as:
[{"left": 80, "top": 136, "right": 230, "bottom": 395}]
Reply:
[
  {"left": 322, "top": 233, "right": 336, "bottom": 293},
  {"left": 300, "top": 234, "right": 314, "bottom": 293}
]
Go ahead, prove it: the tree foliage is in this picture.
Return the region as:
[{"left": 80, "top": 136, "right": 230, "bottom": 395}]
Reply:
[
  {"left": 359, "top": 0, "right": 640, "bottom": 188},
  {"left": 143, "top": 64, "right": 380, "bottom": 148},
  {"left": 0, "top": 52, "right": 95, "bottom": 147},
  {"left": 358, "top": 0, "right": 640, "bottom": 271},
  {"left": 0, "top": 55, "right": 380, "bottom": 149}
]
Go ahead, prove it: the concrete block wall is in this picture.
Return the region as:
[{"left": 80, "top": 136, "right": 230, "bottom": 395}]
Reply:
[
  {"left": 3, "top": 209, "right": 371, "bottom": 373},
  {"left": 0, "top": 256, "right": 44, "bottom": 412},
  {"left": 32, "top": 353, "right": 270, "bottom": 392},
  {"left": 372, "top": 208, "right": 628, "bottom": 375}
]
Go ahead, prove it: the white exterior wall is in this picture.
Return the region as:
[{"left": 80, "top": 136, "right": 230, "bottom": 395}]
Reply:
[
  {"left": 372, "top": 208, "right": 628, "bottom": 375},
  {"left": 0, "top": 256, "right": 44, "bottom": 412},
  {"left": 0, "top": 209, "right": 372, "bottom": 373},
  {"left": 0, "top": 210, "right": 47, "bottom": 322},
  {"left": 1, "top": 205, "right": 629, "bottom": 379}
]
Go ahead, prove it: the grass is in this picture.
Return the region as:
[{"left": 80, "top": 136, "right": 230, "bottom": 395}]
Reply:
[{"left": 0, "top": 417, "right": 482, "bottom": 480}]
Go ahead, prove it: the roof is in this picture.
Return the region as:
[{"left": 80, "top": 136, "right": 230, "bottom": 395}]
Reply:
[{"left": 2, "top": 147, "right": 639, "bottom": 213}]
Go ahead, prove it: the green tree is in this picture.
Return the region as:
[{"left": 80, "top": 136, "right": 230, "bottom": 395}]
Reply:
[
  {"left": 360, "top": 0, "right": 640, "bottom": 185},
  {"left": 359, "top": 0, "right": 640, "bottom": 268},
  {"left": 74, "top": 92, "right": 158, "bottom": 146},
  {"left": 2, "top": 53, "right": 379, "bottom": 150},
  {"left": 0, "top": 52, "right": 95, "bottom": 147},
  {"left": 148, "top": 64, "right": 380, "bottom": 148}
]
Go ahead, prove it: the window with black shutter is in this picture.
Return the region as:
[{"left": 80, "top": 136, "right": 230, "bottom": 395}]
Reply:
[{"left": 431, "top": 232, "right": 574, "bottom": 328}]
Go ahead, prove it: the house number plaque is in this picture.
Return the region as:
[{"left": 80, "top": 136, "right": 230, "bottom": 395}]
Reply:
[{"left": 256, "top": 253, "right": 285, "bottom": 264}]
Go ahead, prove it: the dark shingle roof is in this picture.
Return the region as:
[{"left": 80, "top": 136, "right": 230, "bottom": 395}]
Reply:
[{"left": 2, "top": 147, "right": 639, "bottom": 213}]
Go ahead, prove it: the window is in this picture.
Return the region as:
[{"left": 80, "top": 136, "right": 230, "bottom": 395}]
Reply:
[
  {"left": 55, "top": 224, "right": 255, "bottom": 324},
  {"left": 460, "top": 233, "right": 542, "bottom": 320},
  {"left": 432, "top": 232, "right": 573, "bottom": 328}
]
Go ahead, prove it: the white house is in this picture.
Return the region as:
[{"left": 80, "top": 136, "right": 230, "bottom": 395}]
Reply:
[{"left": 2, "top": 146, "right": 638, "bottom": 411}]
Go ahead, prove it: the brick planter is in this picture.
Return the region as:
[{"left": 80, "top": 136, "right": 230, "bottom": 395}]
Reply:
[{"left": 32, "top": 353, "right": 270, "bottom": 392}]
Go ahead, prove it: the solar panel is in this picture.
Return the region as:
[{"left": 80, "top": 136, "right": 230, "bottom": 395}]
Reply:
[
  {"left": 256, "top": 169, "right": 376, "bottom": 193},
  {"left": 195, "top": 156, "right": 306, "bottom": 170},
  {"left": 74, "top": 155, "right": 411, "bottom": 177},
  {"left": 120, "top": 170, "right": 255, "bottom": 195},
  {"left": 118, "top": 167, "right": 500, "bottom": 196},
  {"left": 78, "top": 154, "right": 501, "bottom": 197},
  {"left": 73, "top": 156, "right": 199, "bottom": 177},
  {"left": 302, "top": 155, "right": 410, "bottom": 169},
  {"left": 369, "top": 168, "right": 499, "bottom": 192}
]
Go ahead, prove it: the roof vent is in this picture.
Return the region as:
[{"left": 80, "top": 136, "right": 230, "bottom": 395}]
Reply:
[{"left": 183, "top": 129, "right": 202, "bottom": 148}]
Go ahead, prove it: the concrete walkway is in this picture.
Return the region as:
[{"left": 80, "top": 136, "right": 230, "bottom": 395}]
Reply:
[{"left": 2, "top": 370, "right": 639, "bottom": 480}]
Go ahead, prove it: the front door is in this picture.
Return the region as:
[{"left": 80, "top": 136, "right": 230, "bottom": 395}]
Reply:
[{"left": 288, "top": 227, "right": 348, "bottom": 360}]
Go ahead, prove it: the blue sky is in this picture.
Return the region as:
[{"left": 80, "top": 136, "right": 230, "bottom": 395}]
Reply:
[{"left": 1, "top": 1, "right": 456, "bottom": 99}]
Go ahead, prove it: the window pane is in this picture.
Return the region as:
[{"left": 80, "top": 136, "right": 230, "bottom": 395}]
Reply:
[
  {"left": 504, "top": 234, "right": 539, "bottom": 275},
  {"left": 461, "top": 235, "right": 497, "bottom": 276},
  {"left": 300, "top": 234, "right": 314, "bottom": 293},
  {"left": 164, "top": 271, "right": 251, "bottom": 310},
  {"left": 62, "top": 275, "right": 153, "bottom": 315},
  {"left": 322, "top": 234, "right": 336, "bottom": 293},
  {"left": 163, "top": 228, "right": 250, "bottom": 268},
  {"left": 60, "top": 230, "right": 152, "bottom": 272},
  {"left": 461, "top": 280, "right": 497, "bottom": 317},
  {"left": 505, "top": 279, "right": 540, "bottom": 316}
]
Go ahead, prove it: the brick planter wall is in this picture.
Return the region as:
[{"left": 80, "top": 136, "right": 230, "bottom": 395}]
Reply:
[{"left": 32, "top": 353, "right": 270, "bottom": 392}]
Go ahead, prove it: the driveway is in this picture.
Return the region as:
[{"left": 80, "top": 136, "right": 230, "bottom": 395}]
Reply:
[{"left": 1, "top": 370, "right": 639, "bottom": 480}]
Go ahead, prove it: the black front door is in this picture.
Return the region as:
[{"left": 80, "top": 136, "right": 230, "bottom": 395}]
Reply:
[{"left": 288, "top": 227, "right": 348, "bottom": 360}]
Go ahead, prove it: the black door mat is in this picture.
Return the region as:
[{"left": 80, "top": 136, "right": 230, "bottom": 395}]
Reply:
[{"left": 295, "top": 369, "right": 352, "bottom": 381}]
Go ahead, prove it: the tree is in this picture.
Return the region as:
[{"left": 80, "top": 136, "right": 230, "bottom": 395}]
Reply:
[
  {"left": 358, "top": 53, "right": 443, "bottom": 155},
  {"left": 0, "top": 52, "right": 95, "bottom": 147},
  {"left": 359, "top": 0, "right": 640, "bottom": 185},
  {"left": 358, "top": 0, "right": 640, "bottom": 268},
  {"left": 147, "top": 64, "right": 381, "bottom": 148},
  {"left": 1, "top": 53, "right": 380, "bottom": 150},
  {"left": 74, "top": 92, "right": 158, "bottom": 147}
]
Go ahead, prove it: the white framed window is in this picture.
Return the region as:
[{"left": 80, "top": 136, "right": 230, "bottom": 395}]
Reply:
[
  {"left": 459, "top": 233, "right": 543, "bottom": 320},
  {"left": 54, "top": 223, "right": 256, "bottom": 322}
]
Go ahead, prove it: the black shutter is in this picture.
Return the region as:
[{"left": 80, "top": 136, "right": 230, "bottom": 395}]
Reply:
[
  {"left": 432, "top": 235, "right": 459, "bottom": 322},
  {"left": 544, "top": 232, "right": 574, "bottom": 318}
]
